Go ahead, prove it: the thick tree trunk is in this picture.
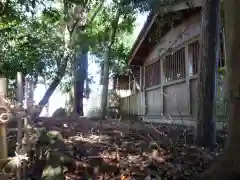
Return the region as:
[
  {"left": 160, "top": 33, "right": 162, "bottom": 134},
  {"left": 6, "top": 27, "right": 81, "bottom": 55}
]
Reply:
[
  {"left": 100, "top": 47, "right": 111, "bottom": 120},
  {"left": 73, "top": 51, "right": 88, "bottom": 116},
  {"left": 195, "top": 0, "right": 220, "bottom": 149},
  {"left": 74, "top": 81, "right": 84, "bottom": 115},
  {"left": 100, "top": 9, "right": 121, "bottom": 120},
  {"left": 198, "top": 0, "right": 240, "bottom": 179}
]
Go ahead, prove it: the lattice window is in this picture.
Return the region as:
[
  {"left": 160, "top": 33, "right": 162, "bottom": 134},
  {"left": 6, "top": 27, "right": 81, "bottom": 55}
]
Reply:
[
  {"left": 189, "top": 41, "right": 200, "bottom": 75},
  {"left": 164, "top": 47, "right": 185, "bottom": 83},
  {"left": 188, "top": 36, "right": 225, "bottom": 76},
  {"left": 145, "top": 60, "right": 160, "bottom": 88}
]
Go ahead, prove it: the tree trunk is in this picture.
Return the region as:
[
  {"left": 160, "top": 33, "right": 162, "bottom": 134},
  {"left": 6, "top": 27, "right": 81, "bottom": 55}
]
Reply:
[
  {"left": 38, "top": 64, "right": 67, "bottom": 107},
  {"left": 195, "top": 0, "right": 220, "bottom": 149},
  {"left": 32, "top": 1, "right": 103, "bottom": 118},
  {"left": 198, "top": 0, "right": 240, "bottom": 179},
  {"left": 43, "top": 76, "right": 49, "bottom": 116},
  {"left": 100, "top": 9, "right": 121, "bottom": 120},
  {"left": 73, "top": 51, "right": 88, "bottom": 116},
  {"left": 34, "top": 55, "right": 69, "bottom": 117},
  {"left": 74, "top": 81, "right": 84, "bottom": 115}
]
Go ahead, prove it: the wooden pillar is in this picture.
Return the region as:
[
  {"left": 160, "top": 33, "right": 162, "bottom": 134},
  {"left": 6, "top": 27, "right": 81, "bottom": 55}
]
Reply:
[
  {"left": 17, "top": 72, "right": 23, "bottom": 103},
  {"left": 139, "top": 67, "right": 143, "bottom": 91},
  {"left": 0, "top": 75, "right": 7, "bottom": 97},
  {"left": 185, "top": 43, "right": 192, "bottom": 115},
  {"left": 0, "top": 75, "right": 8, "bottom": 159},
  {"left": 16, "top": 72, "right": 23, "bottom": 180},
  {"left": 143, "top": 66, "right": 147, "bottom": 115},
  {"left": 128, "top": 75, "right": 131, "bottom": 93},
  {"left": 128, "top": 75, "right": 131, "bottom": 115},
  {"left": 133, "top": 77, "right": 136, "bottom": 94},
  {"left": 139, "top": 66, "right": 144, "bottom": 115},
  {"left": 16, "top": 72, "right": 23, "bottom": 153},
  {"left": 160, "top": 58, "right": 165, "bottom": 115},
  {"left": 187, "top": 44, "right": 193, "bottom": 76}
]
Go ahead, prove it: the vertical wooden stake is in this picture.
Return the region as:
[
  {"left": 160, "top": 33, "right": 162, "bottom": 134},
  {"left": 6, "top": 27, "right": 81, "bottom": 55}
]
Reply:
[
  {"left": 16, "top": 72, "right": 23, "bottom": 152},
  {"left": 0, "top": 75, "right": 8, "bottom": 180},
  {"left": 16, "top": 72, "right": 23, "bottom": 180},
  {"left": 0, "top": 123, "right": 7, "bottom": 158}
]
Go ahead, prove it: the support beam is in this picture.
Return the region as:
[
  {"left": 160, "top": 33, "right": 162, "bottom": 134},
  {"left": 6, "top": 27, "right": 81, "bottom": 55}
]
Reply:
[
  {"left": 160, "top": 57, "right": 165, "bottom": 114},
  {"left": 185, "top": 44, "right": 192, "bottom": 115}
]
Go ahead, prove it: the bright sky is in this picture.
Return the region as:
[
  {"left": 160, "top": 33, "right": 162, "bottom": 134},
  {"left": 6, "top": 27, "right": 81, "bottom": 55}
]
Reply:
[{"left": 34, "top": 13, "right": 148, "bottom": 116}]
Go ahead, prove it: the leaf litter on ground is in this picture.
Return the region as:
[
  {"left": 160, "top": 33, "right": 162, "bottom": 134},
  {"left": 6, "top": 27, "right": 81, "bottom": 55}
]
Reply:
[{"left": 7, "top": 118, "right": 227, "bottom": 180}]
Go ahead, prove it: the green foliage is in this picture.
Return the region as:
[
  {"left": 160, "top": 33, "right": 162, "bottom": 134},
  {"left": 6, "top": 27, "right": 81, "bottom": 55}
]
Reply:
[
  {"left": 88, "top": 1, "right": 137, "bottom": 77},
  {"left": 0, "top": 13, "right": 63, "bottom": 79},
  {"left": 1, "top": 0, "right": 183, "bottom": 97},
  {"left": 108, "top": 89, "right": 120, "bottom": 107},
  {"left": 218, "top": 67, "right": 226, "bottom": 76}
]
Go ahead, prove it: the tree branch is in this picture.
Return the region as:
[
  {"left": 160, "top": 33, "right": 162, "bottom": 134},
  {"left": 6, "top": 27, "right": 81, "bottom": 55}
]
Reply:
[
  {"left": 69, "top": 19, "right": 80, "bottom": 37},
  {"left": 88, "top": 0, "right": 104, "bottom": 24}
]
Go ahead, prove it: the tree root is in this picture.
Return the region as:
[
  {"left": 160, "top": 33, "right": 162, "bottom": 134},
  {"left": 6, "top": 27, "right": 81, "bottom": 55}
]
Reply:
[{"left": 198, "top": 156, "right": 240, "bottom": 180}]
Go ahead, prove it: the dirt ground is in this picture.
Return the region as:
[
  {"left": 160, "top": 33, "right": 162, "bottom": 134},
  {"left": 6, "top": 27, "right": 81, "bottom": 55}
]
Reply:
[{"left": 7, "top": 118, "right": 227, "bottom": 180}]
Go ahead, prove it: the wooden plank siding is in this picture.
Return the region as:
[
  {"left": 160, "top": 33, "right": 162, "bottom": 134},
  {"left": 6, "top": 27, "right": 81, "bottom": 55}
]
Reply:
[{"left": 119, "top": 9, "right": 226, "bottom": 123}]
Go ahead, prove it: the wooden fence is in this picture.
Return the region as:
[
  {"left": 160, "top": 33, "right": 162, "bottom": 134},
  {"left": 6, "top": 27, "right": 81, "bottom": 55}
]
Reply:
[{"left": 119, "top": 92, "right": 145, "bottom": 116}]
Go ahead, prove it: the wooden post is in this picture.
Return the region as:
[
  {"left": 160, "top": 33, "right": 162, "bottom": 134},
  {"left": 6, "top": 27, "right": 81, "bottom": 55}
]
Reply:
[
  {"left": 17, "top": 72, "right": 23, "bottom": 103},
  {"left": 0, "top": 75, "right": 11, "bottom": 180},
  {"left": 22, "top": 76, "right": 32, "bottom": 180},
  {"left": 160, "top": 57, "right": 165, "bottom": 115},
  {"left": 0, "top": 75, "right": 8, "bottom": 160},
  {"left": 185, "top": 43, "right": 192, "bottom": 115},
  {"left": 128, "top": 75, "right": 131, "bottom": 93},
  {"left": 0, "top": 75, "right": 7, "bottom": 97},
  {"left": 25, "top": 77, "right": 34, "bottom": 108},
  {"left": 133, "top": 77, "right": 136, "bottom": 94},
  {"left": 16, "top": 72, "right": 24, "bottom": 180},
  {"left": 128, "top": 75, "right": 131, "bottom": 115},
  {"left": 139, "top": 67, "right": 143, "bottom": 91},
  {"left": 23, "top": 77, "right": 30, "bottom": 150}
]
